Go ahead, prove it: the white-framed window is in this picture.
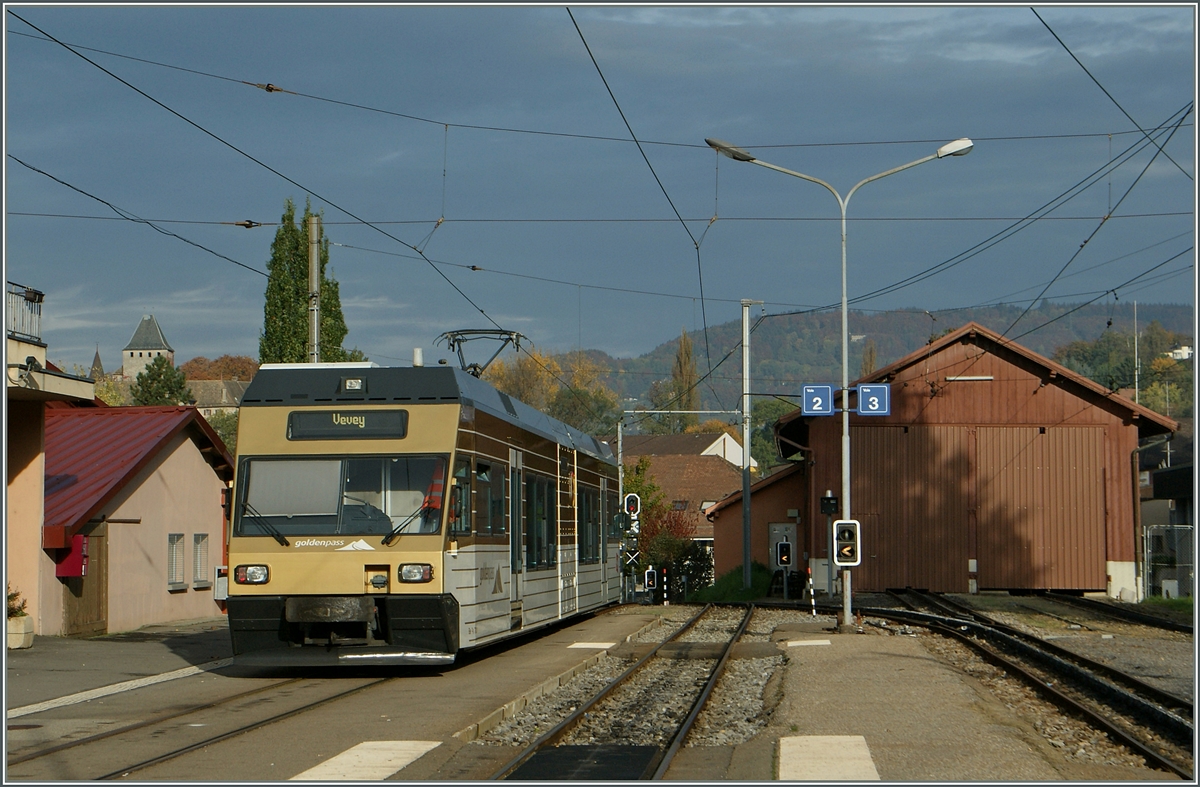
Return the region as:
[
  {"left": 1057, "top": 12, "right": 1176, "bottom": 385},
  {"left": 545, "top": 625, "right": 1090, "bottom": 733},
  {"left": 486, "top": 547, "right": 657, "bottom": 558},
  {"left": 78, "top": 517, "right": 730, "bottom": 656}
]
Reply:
[
  {"left": 192, "top": 534, "right": 212, "bottom": 589},
  {"left": 167, "top": 533, "right": 186, "bottom": 590}
]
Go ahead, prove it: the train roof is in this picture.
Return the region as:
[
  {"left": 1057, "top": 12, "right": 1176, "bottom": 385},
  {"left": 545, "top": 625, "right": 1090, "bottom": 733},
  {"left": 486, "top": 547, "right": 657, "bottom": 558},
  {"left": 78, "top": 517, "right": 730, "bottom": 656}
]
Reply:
[{"left": 241, "top": 363, "right": 615, "bottom": 464}]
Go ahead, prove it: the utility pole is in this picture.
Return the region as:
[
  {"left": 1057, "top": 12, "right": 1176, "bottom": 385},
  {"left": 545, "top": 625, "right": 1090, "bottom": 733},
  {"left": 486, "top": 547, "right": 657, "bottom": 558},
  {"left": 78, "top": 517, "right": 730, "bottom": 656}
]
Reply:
[
  {"left": 307, "top": 215, "right": 321, "bottom": 363},
  {"left": 741, "top": 299, "right": 762, "bottom": 590},
  {"left": 1134, "top": 300, "right": 1139, "bottom": 405}
]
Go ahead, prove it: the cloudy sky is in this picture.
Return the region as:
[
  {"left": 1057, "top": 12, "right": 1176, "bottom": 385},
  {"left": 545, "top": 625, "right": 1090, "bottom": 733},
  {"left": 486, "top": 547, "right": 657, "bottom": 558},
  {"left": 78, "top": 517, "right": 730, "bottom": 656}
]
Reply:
[{"left": 4, "top": 5, "right": 1195, "bottom": 374}]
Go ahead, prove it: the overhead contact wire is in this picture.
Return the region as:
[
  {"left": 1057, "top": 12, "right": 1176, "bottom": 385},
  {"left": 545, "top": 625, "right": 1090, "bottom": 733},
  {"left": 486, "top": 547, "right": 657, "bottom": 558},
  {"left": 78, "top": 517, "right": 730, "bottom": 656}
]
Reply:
[
  {"left": 1031, "top": 7, "right": 1193, "bottom": 181},
  {"left": 7, "top": 11, "right": 503, "bottom": 335}
]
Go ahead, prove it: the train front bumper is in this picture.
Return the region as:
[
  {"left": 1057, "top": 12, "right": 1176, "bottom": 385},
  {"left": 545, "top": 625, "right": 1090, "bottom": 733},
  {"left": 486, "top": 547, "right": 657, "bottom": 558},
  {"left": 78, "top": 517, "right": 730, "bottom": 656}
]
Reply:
[{"left": 226, "top": 593, "right": 459, "bottom": 665}]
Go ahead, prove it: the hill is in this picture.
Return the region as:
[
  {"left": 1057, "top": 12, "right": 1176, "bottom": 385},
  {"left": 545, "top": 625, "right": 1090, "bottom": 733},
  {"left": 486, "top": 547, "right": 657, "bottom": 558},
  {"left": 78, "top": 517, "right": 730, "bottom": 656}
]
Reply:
[{"left": 584, "top": 301, "right": 1193, "bottom": 411}]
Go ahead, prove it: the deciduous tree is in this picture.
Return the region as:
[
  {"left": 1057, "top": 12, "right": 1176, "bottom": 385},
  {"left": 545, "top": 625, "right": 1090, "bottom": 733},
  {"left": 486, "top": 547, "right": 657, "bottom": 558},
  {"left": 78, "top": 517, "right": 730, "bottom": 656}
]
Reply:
[
  {"left": 484, "top": 349, "right": 562, "bottom": 412},
  {"left": 180, "top": 355, "right": 259, "bottom": 381}
]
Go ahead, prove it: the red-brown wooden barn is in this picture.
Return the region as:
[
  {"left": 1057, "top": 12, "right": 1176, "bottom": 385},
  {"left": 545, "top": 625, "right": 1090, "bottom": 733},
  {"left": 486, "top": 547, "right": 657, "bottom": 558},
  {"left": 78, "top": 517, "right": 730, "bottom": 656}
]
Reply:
[{"left": 709, "top": 322, "right": 1176, "bottom": 599}]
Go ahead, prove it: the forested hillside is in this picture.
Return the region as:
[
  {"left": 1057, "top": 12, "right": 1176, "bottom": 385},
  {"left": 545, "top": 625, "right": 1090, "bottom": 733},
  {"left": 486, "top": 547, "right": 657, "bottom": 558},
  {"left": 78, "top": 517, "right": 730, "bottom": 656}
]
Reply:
[{"left": 583, "top": 301, "right": 1193, "bottom": 411}]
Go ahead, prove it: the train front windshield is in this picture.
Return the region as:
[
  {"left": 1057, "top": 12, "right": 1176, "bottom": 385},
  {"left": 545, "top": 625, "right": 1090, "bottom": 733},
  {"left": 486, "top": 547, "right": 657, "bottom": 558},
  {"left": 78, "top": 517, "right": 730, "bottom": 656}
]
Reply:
[{"left": 235, "top": 455, "right": 447, "bottom": 537}]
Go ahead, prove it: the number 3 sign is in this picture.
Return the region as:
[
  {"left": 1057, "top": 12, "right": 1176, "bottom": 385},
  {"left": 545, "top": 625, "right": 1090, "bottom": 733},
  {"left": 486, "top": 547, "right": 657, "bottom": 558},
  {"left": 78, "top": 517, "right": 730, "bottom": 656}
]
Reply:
[{"left": 856, "top": 384, "right": 890, "bottom": 416}]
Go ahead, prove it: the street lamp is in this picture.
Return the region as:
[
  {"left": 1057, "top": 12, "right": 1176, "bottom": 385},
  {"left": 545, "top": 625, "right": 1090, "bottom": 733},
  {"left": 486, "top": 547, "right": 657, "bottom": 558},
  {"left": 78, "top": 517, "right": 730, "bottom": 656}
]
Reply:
[{"left": 706, "top": 136, "right": 972, "bottom": 628}]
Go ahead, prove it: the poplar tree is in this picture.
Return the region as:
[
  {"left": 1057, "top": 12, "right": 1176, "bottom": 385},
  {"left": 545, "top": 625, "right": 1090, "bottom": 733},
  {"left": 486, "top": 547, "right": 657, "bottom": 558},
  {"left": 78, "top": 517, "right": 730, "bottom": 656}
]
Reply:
[
  {"left": 259, "top": 198, "right": 362, "bottom": 364},
  {"left": 647, "top": 329, "right": 699, "bottom": 433}
]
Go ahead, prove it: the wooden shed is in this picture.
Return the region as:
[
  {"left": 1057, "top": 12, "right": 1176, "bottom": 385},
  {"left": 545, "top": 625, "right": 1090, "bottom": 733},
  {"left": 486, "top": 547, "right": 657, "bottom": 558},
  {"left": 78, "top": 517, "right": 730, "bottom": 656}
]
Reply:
[{"left": 712, "top": 322, "right": 1176, "bottom": 599}]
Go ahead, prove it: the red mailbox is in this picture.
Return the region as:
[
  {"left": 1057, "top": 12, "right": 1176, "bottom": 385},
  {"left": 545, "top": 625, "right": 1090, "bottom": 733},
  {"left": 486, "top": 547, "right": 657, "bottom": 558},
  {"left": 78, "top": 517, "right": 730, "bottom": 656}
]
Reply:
[{"left": 55, "top": 534, "right": 89, "bottom": 578}]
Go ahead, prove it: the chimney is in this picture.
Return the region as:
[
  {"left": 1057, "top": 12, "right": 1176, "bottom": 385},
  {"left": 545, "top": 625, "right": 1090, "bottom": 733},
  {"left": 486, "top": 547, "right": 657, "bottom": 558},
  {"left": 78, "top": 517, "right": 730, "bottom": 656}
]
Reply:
[{"left": 413, "top": 348, "right": 424, "bottom": 367}]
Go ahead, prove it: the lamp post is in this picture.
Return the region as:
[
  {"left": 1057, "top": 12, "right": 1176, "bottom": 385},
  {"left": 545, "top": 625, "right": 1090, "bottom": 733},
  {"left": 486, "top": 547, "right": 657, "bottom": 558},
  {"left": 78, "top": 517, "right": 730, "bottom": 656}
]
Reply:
[{"left": 706, "top": 136, "right": 973, "bottom": 626}]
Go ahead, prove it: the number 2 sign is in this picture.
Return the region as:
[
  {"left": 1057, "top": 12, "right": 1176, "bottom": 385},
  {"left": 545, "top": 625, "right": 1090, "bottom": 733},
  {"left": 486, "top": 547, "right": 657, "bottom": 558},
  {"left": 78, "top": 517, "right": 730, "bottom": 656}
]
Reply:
[{"left": 801, "top": 385, "right": 834, "bottom": 416}]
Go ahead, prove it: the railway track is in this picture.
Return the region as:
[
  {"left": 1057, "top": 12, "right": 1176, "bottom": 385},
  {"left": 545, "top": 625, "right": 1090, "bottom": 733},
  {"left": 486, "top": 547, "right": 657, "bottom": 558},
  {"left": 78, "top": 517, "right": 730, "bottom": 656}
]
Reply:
[
  {"left": 879, "top": 590, "right": 1193, "bottom": 780},
  {"left": 5, "top": 676, "right": 394, "bottom": 780},
  {"left": 487, "top": 604, "right": 755, "bottom": 780},
  {"left": 1041, "top": 592, "right": 1193, "bottom": 635}
]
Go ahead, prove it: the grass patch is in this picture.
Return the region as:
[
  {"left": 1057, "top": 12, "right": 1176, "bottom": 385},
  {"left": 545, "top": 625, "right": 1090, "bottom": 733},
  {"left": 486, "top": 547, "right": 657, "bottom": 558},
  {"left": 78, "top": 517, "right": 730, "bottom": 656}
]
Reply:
[
  {"left": 1140, "top": 595, "right": 1193, "bottom": 616},
  {"left": 693, "top": 562, "right": 774, "bottom": 603}
]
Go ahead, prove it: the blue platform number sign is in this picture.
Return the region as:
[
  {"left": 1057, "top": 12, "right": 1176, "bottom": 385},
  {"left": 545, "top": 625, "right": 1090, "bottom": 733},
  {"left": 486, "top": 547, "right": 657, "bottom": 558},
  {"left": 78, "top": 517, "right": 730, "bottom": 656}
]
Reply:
[
  {"left": 857, "top": 384, "right": 890, "bottom": 416},
  {"left": 801, "top": 385, "right": 834, "bottom": 416}
]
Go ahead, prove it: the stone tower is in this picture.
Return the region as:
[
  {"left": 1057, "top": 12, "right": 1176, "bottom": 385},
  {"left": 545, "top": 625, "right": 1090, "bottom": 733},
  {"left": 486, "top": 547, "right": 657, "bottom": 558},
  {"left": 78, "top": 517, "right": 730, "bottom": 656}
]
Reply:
[{"left": 121, "top": 314, "right": 174, "bottom": 380}]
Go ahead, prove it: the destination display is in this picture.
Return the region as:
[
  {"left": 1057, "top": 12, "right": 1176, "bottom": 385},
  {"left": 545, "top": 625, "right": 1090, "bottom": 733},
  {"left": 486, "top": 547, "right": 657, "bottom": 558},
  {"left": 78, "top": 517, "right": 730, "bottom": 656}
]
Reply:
[{"left": 287, "top": 410, "right": 408, "bottom": 440}]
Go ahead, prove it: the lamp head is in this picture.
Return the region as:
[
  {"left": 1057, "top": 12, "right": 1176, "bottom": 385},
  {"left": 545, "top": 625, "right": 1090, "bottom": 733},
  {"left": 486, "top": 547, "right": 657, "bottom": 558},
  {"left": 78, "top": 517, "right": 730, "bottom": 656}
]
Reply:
[
  {"left": 705, "top": 138, "right": 756, "bottom": 162},
  {"left": 936, "top": 138, "right": 974, "bottom": 158}
]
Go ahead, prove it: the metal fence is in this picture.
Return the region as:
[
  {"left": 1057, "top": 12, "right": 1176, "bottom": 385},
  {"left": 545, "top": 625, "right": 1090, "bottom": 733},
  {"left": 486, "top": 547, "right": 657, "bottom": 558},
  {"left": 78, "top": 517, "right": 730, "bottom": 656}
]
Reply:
[
  {"left": 1145, "top": 525, "right": 1193, "bottom": 598},
  {"left": 6, "top": 282, "right": 43, "bottom": 343}
]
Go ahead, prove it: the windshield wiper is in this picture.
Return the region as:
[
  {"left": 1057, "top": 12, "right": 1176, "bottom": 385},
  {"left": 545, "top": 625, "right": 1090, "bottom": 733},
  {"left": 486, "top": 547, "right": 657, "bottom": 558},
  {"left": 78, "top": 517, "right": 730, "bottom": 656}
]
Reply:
[
  {"left": 241, "top": 500, "right": 289, "bottom": 547},
  {"left": 381, "top": 506, "right": 427, "bottom": 547}
]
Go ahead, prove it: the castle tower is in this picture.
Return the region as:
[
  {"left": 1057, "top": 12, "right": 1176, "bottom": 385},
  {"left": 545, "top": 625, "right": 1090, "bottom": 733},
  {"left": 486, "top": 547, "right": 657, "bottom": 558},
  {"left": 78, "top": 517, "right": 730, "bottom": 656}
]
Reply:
[{"left": 121, "top": 314, "right": 174, "bottom": 380}]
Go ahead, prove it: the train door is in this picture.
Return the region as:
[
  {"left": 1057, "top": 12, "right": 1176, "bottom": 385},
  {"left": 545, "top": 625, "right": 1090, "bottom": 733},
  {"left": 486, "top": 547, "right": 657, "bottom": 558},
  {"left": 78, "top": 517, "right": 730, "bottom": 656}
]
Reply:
[
  {"left": 599, "top": 477, "right": 608, "bottom": 598},
  {"left": 508, "top": 448, "right": 523, "bottom": 630}
]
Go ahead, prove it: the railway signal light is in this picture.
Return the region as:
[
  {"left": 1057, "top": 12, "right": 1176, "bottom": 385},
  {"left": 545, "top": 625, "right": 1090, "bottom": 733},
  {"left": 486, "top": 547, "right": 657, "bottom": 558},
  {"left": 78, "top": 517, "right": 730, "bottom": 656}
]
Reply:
[
  {"left": 775, "top": 540, "right": 793, "bottom": 567},
  {"left": 833, "top": 520, "right": 861, "bottom": 567},
  {"left": 644, "top": 567, "right": 656, "bottom": 589},
  {"left": 624, "top": 493, "right": 641, "bottom": 519}
]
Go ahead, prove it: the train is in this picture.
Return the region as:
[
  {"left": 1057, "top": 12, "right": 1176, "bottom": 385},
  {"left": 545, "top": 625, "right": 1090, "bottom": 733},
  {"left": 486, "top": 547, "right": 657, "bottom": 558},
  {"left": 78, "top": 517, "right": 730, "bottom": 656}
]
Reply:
[{"left": 222, "top": 361, "right": 623, "bottom": 666}]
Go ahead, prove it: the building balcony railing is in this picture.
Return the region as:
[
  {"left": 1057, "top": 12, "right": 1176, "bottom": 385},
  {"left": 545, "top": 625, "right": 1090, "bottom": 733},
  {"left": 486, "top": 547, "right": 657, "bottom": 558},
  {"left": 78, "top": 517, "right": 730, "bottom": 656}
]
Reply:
[{"left": 7, "top": 282, "right": 44, "bottom": 344}]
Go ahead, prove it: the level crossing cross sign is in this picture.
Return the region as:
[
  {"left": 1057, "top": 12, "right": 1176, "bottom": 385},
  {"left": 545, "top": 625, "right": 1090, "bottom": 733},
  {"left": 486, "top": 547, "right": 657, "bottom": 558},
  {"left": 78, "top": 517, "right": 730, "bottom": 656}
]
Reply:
[
  {"left": 801, "top": 385, "right": 834, "bottom": 416},
  {"left": 623, "top": 550, "right": 641, "bottom": 566}
]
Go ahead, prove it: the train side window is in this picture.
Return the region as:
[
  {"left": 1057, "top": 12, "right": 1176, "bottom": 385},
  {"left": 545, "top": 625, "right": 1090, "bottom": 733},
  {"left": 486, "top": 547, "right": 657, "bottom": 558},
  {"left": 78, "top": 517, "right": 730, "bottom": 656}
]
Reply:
[
  {"left": 579, "top": 487, "right": 600, "bottom": 564},
  {"left": 476, "top": 461, "right": 506, "bottom": 536},
  {"left": 525, "top": 474, "right": 556, "bottom": 569},
  {"left": 450, "top": 458, "right": 472, "bottom": 536}
]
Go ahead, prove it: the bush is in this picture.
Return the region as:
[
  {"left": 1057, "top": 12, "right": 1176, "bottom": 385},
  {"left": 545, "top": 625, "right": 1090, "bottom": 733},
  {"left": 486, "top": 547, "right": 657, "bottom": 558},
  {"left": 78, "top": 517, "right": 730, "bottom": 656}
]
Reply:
[
  {"left": 693, "top": 562, "right": 773, "bottom": 603},
  {"left": 7, "top": 584, "right": 28, "bottom": 618}
]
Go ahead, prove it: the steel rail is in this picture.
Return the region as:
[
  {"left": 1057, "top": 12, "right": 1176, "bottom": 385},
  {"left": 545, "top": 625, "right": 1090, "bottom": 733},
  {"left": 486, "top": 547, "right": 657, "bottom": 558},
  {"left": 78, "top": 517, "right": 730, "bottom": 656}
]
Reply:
[
  {"left": 94, "top": 677, "right": 393, "bottom": 780},
  {"left": 920, "top": 616, "right": 1193, "bottom": 781},
  {"left": 903, "top": 591, "right": 1193, "bottom": 718},
  {"left": 649, "top": 604, "right": 756, "bottom": 779},
  {"left": 864, "top": 603, "right": 1193, "bottom": 780},
  {"left": 6, "top": 677, "right": 306, "bottom": 767},
  {"left": 1043, "top": 592, "right": 1193, "bottom": 635},
  {"left": 487, "top": 604, "right": 713, "bottom": 780}
]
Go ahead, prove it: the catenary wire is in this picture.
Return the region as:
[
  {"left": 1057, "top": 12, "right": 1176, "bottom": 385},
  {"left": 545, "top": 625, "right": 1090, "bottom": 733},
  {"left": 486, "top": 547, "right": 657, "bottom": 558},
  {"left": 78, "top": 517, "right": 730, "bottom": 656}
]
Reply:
[
  {"left": 7, "top": 154, "right": 267, "bottom": 278},
  {"left": 11, "top": 28, "right": 1189, "bottom": 152},
  {"left": 566, "top": 7, "right": 718, "bottom": 403},
  {"left": 1000, "top": 106, "right": 1191, "bottom": 338},
  {"left": 1031, "top": 7, "right": 1193, "bottom": 181}
]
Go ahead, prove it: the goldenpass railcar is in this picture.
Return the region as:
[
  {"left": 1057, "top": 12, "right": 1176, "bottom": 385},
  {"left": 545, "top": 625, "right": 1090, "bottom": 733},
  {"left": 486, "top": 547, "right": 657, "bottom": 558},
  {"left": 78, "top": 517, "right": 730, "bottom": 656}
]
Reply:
[{"left": 225, "top": 362, "right": 621, "bottom": 666}]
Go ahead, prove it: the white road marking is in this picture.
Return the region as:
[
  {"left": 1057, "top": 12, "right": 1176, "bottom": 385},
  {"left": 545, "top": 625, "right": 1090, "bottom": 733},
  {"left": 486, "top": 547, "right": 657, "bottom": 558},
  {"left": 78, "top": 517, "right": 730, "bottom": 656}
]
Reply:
[
  {"left": 786, "top": 639, "right": 832, "bottom": 647},
  {"left": 778, "top": 735, "right": 880, "bottom": 781},
  {"left": 568, "top": 642, "right": 616, "bottom": 649},
  {"left": 290, "top": 741, "right": 441, "bottom": 780},
  {"left": 6, "top": 658, "right": 233, "bottom": 719}
]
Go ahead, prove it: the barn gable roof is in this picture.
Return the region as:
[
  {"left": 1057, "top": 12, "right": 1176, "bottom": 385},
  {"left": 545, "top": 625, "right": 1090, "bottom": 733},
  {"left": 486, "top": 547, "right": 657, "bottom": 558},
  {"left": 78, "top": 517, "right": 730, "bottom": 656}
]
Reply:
[
  {"left": 777, "top": 321, "right": 1177, "bottom": 437},
  {"left": 43, "top": 406, "right": 233, "bottom": 542}
]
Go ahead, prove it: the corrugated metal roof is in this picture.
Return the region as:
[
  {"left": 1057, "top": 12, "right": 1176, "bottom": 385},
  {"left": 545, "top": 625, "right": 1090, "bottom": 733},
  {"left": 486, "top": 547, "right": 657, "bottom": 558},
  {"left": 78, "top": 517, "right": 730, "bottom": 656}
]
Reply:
[{"left": 44, "top": 406, "right": 232, "bottom": 534}]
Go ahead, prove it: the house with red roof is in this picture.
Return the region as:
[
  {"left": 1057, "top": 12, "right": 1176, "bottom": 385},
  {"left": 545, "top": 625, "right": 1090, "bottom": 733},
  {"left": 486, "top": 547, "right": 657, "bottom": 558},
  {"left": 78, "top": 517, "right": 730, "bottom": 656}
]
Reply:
[
  {"left": 7, "top": 282, "right": 95, "bottom": 644},
  {"left": 605, "top": 432, "right": 746, "bottom": 548},
  {"left": 38, "top": 406, "right": 233, "bottom": 636}
]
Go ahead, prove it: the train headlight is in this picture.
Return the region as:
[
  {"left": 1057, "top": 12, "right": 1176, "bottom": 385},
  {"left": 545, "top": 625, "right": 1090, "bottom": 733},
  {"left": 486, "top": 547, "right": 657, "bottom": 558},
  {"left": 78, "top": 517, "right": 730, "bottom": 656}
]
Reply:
[
  {"left": 398, "top": 563, "right": 432, "bottom": 583},
  {"left": 234, "top": 564, "right": 270, "bottom": 584}
]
